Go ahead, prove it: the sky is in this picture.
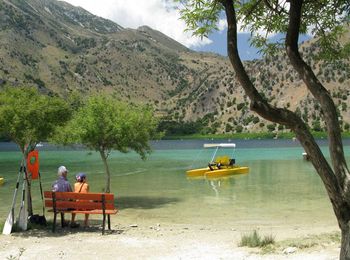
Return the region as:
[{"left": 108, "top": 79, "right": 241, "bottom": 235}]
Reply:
[{"left": 62, "top": 0, "right": 263, "bottom": 60}]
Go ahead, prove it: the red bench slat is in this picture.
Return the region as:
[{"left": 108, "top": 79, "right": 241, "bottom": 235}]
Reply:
[
  {"left": 44, "top": 191, "right": 114, "bottom": 201},
  {"left": 43, "top": 191, "right": 118, "bottom": 234},
  {"left": 45, "top": 200, "right": 115, "bottom": 210}
]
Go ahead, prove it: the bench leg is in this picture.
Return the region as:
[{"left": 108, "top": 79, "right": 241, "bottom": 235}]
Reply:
[
  {"left": 53, "top": 213, "right": 57, "bottom": 232},
  {"left": 60, "top": 212, "right": 65, "bottom": 228},
  {"left": 108, "top": 215, "right": 111, "bottom": 230},
  {"left": 102, "top": 213, "right": 106, "bottom": 235}
]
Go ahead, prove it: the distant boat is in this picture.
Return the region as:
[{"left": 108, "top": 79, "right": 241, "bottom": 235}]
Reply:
[
  {"left": 186, "top": 143, "right": 249, "bottom": 178},
  {"left": 0, "top": 177, "right": 4, "bottom": 185},
  {"left": 36, "top": 143, "right": 43, "bottom": 147}
]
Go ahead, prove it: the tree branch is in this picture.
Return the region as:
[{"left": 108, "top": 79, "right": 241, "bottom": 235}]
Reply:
[
  {"left": 285, "top": 0, "right": 350, "bottom": 195},
  {"left": 241, "top": 0, "right": 263, "bottom": 20},
  {"left": 263, "top": 0, "right": 288, "bottom": 15},
  {"left": 220, "top": 0, "right": 342, "bottom": 203}
]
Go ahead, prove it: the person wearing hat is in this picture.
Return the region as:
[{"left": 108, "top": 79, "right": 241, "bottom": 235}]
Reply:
[
  {"left": 52, "top": 166, "right": 72, "bottom": 227},
  {"left": 71, "top": 173, "right": 90, "bottom": 227}
]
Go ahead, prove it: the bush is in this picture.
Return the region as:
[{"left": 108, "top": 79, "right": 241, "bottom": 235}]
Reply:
[
  {"left": 237, "top": 102, "right": 245, "bottom": 111},
  {"left": 236, "top": 125, "right": 243, "bottom": 133},
  {"left": 267, "top": 123, "right": 276, "bottom": 132},
  {"left": 225, "top": 123, "right": 233, "bottom": 133},
  {"left": 312, "top": 120, "right": 322, "bottom": 132},
  {"left": 239, "top": 230, "right": 275, "bottom": 248}
]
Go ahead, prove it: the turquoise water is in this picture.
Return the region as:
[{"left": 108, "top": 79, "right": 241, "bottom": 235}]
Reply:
[{"left": 0, "top": 140, "right": 349, "bottom": 228}]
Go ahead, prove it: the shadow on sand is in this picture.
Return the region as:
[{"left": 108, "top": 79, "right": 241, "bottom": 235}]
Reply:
[
  {"left": 10, "top": 220, "right": 125, "bottom": 238},
  {"left": 8, "top": 196, "right": 181, "bottom": 237}
]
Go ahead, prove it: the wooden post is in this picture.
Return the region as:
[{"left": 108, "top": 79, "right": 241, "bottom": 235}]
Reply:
[
  {"left": 52, "top": 192, "right": 56, "bottom": 232},
  {"left": 102, "top": 194, "right": 106, "bottom": 235}
]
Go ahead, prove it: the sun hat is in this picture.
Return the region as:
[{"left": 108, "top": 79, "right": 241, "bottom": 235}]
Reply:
[{"left": 76, "top": 172, "right": 87, "bottom": 182}]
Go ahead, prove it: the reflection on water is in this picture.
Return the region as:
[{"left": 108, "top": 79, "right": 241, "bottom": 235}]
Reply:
[{"left": 0, "top": 140, "right": 348, "bottom": 229}]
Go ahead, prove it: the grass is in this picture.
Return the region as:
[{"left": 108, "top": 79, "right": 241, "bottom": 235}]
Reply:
[
  {"left": 239, "top": 230, "right": 341, "bottom": 255},
  {"left": 239, "top": 230, "right": 275, "bottom": 248},
  {"left": 279, "top": 232, "right": 341, "bottom": 250}
]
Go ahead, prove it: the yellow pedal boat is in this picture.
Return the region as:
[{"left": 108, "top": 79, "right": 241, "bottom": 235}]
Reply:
[
  {"left": 0, "top": 177, "right": 4, "bottom": 185},
  {"left": 186, "top": 143, "right": 249, "bottom": 178},
  {"left": 186, "top": 165, "right": 249, "bottom": 177}
]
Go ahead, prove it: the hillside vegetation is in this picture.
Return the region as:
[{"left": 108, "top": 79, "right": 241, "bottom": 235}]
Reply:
[{"left": 0, "top": 0, "right": 349, "bottom": 136}]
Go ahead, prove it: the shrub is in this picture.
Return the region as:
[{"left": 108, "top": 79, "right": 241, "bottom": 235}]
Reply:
[
  {"left": 252, "top": 117, "right": 260, "bottom": 124},
  {"left": 267, "top": 123, "right": 276, "bottom": 132},
  {"left": 237, "top": 102, "right": 245, "bottom": 111},
  {"left": 236, "top": 125, "right": 243, "bottom": 133},
  {"left": 240, "top": 230, "right": 261, "bottom": 247},
  {"left": 239, "top": 230, "right": 275, "bottom": 248},
  {"left": 225, "top": 123, "right": 233, "bottom": 132}
]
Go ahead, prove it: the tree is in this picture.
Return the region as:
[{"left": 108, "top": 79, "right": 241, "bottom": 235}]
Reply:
[
  {"left": 178, "top": 0, "right": 350, "bottom": 258},
  {"left": 0, "top": 86, "right": 71, "bottom": 216},
  {"left": 54, "top": 95, "right": 160, "bottom": 193}
]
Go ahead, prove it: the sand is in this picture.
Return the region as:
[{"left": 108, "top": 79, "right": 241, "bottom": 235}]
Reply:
[{"left": 0, "top": 212, "right": 341, "bottom": 260}]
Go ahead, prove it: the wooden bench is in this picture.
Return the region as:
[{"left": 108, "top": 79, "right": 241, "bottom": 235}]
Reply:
[{"left": 44, "top": 191, "right": 118, "bottom": 234}]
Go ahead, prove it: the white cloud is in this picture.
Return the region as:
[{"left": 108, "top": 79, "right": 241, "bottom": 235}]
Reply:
[
  {"left": 61, "top": 0, "right": 211, "bottom": 48},
  {"left": 217, "top": 18, "right": 227, "bottom": 32},
  {"left": 216, "top": 17, "right": 277, "bottom": 39}
]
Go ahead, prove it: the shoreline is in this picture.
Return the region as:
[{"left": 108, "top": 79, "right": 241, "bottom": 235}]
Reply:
[
  {"left": 161, "top": 131, "right": 350, "bottom": 140},
  {"left": 0, "top": 214, "right": 340, "bottom": 259}
]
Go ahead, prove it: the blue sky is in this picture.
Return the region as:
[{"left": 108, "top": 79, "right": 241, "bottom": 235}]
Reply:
[
  {"left": 193, "top": 30, "right": 262, "bottom": 60},
  {"left": 193, "top": 30, "right": 311, "bottom": 60}
]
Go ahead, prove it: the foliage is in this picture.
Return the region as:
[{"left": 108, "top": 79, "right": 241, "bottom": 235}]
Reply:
[
  {"left": 266, "top": 123, "right": 276, "bottom": 132},
  {"left": 158, "top": 120, "right": 202, "bottom": 136},
  {"left": 239, "top": 230, "right": 275, "bottom": 248},
  {"left": 260, "top": 231, "right": 341, "bottom": 254},
  {"left": 0, "top": 87, "right": 71, "bottom": 152},
  {"left": 179, "top": 0, "right": 350, "bottom": 61},
  {"left": 54, "top": 95, "right": 159, "bottom": 158},
  {"left": 158, "top": 113, "right": 217, "bottom": 136},
  {"left": 53, "top": 95, "right": 160, "bottom": 192}
]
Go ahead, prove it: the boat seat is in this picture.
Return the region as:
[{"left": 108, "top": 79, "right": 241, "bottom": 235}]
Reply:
[{"left": 214, "top": 156, "right": 230, "bottom": 166}]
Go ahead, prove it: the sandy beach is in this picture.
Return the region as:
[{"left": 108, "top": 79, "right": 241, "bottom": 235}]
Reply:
[{"left": 0, "top": 211, "right": 341, "bottom": 260}]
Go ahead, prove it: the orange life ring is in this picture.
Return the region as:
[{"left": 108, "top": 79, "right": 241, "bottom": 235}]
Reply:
[{"left": 27, "top": 150, "right": 39, "bottom": 179}]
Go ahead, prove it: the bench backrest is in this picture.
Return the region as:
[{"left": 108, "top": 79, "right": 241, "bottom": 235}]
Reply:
[{"left": 44, "top": 191, "right": 115, "bottom": 211}]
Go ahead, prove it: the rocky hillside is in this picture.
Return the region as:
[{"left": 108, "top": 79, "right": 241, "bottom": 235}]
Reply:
[{"left": 0, "top": 0, "right": 349, "bottom": 135}]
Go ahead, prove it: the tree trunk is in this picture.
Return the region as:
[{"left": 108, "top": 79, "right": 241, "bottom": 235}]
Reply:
[
  {"left": 286, "top": 2, "right": 350, "bottom": 259},
  {"left": 341, "top": 226, "right": 350, "bottom": 259},
  {"left": 220, "top": 0, "right": 350, "bottom": 259},
  {"left": 99, "top": 149, "right": 111, "bottom": 193}
]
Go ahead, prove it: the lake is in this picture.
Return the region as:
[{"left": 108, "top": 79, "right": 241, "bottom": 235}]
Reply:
[{"left": 0, "top": 139, "right": 349, "bottom": 231}]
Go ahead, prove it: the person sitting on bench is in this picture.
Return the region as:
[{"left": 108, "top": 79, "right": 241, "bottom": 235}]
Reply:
[
  {"left": 52, "top": 166, "right": 72, "bottom": 227},
  {"left": 71, "top": 173, "right": 90, "bottom": 228}
]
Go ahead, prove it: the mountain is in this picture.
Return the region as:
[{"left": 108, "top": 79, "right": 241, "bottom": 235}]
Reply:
[{"left": 0, "top": 0, "right": 349, "bottom": 135}]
